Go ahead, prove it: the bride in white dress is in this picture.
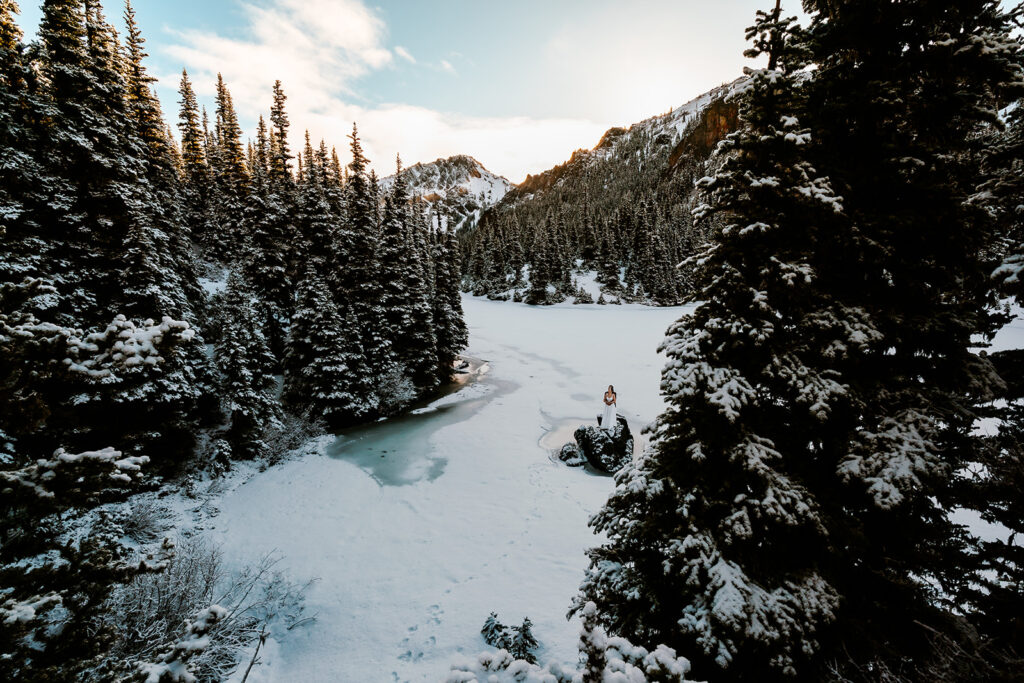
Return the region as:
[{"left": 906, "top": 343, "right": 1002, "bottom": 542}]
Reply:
[{"left": 601, "top": 385, "right": 617, "bottom": 431}]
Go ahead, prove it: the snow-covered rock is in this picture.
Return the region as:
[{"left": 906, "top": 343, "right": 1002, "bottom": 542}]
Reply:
[
  {"left": 557, "top": 442, "right": 586, "bottom": 467},
  {"left": 381, "top": 155, "right": 512, "bottom": 231},
  {"left": 573, "top": 415, "right": 634, "bottom": 473}
]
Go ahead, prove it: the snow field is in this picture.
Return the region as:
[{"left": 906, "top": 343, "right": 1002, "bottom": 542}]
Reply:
[{"left": 209, "top": 295, "right": 692, "bottom": 681}]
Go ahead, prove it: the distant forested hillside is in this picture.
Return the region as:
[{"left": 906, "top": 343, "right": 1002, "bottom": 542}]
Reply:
[{"left": 459, "top": 81, "right": 742, "bottom": 305}]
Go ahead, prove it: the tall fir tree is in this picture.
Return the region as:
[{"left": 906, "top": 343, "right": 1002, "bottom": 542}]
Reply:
[
  {"left": 575, "top": 8, "right": 845, "bottom": 678},
  {"left": 0, "top": 0, "right": 47, "bottom": 291},
  {"left": 176, "top": 68, "right": 210, "bottom": 247},
  {"left": 334, "top": 123, "right": 390, "bottom": 402},
  {"left": 577, "top": 1, "right": 1024, "bottom": 680},
  {"left": 285, "top": 263, "right": 373, "bottom": 425},
  {"left": 207, "top": 73, "right": 248, "bottom": 261},
  {"left": 378, "top": 158, "right": 437, "bottom": 391},
  {"left": 244, "top": 83, "right": 295, "bottom": 361},
  {"left": 216, "top": 270, "right": 281, "bottom": 457},
  {"left": 432, "top": 220, "right": 469, "bottom": 384}
]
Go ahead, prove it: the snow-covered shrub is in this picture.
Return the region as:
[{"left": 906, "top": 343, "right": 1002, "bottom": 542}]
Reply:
[
  {"left": 377, "top": 365, "right": 418, "bottom": 416},
  {"left": 481, "top": 613, "right": 539, "bottom": 663},
  {"left": 0, "top": 446, "right": 169, "bottom": 681},
  {"left": 573, "top": 288, "right": 594, "bottom": 304},
  {"left": 261, "top": 410, "right": 327, "bottom": 465},
  {"left": 95, "top": 536, "right": 313, "bottom": 682},
  {"left": 134, "top": 604, "right": 227, "bottom": 683},
  {"left": 454, "top": 603, "right": 694, "bottom": 683},
  {"left": 119, "top": 497, "right": 172, "bottom": 542}
]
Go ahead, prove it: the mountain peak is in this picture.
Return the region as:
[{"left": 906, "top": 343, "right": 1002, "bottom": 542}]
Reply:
[{"left": 382, "top": 155, "right": 513, "bottom": 231}]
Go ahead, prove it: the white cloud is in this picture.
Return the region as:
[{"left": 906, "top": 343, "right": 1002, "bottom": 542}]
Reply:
[
  {"left": 153, "top": 0, "right": 602, "bottom": 183},
  {"left": 306, "top": 103, "right": 605, "bottom": 184},
  {"left": 394, "top": 45, "right": 416, "bottom": 64}
]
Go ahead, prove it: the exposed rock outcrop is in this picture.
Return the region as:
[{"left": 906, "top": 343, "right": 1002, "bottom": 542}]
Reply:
[{"left": 570, "top": 415, "right": 634, "bottom": 474}]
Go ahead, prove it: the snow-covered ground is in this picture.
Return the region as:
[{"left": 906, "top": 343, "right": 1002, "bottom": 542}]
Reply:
[
  {"left": 209, "top": 295, "right": 693, "bottom": 682},
  {"left": 193, "top": 295, "right": 1024, "bottom": 681}
]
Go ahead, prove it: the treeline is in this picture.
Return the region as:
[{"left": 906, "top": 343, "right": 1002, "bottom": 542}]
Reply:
[
  {"left": 0, "top": 0, "right": 465, "bottom": 679},
  {"left": 459, "top": 93, "right": 731, "bottom": 306},
  {"left": 575, "top": 2, "right": 1024, "bottom": 683}
]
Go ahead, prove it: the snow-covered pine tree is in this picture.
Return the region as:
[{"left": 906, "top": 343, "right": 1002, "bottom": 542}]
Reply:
[
  {"left": 0, "top": 0, "right": 48, "bottom": 292},
  {"left": 799, "top": 0, "right": 1023, "bottom": 674},
  {"left": 247, "top": 80, "right": 295, "bottom": 358},
  {"left": 964, "top": 38, "right": 1024, "bottom": 668},
  {"left": 509, "top": 617, "right": 539, "bottom": 664},
  {"left": 377, "top": 159, "right": 435, "bottom": 393},
  {"left": 432, "top": 221, "right": 469, "bottom": 384},
  {"left": 481, "top": 612, "right": 511, "bottom": 649},
  {"left": 122, "top": 2, "right": 201, "bottom": 318},
  {"left": 575, "top": 6, "right": 849, "bottom": 679},
  {"left": 284, "top": 263, "right": 375, "bottom": 426},
  {"left": 177, "top": 69, "right": 210, "bottom": 247},
  {"left": 206, "top": 73, "right": 249, "bottom": 262},
  {"left": 377, "top": 159, "right": 416, "bottom": 369},
  {"left": 0, "top": 444, "right": 170, "bottom": 682},
  {"left": 985, "top": 86, "right": 1024, "bottom": 302},
  {"left": 526, "top": 230, "right": 551, "bottom": 305},
  {"left": 216, "top": 270, "right": 281, "bottom": 457},
  {"left": 578, "top": 1, "right": 1024, "bottom": 679},
  {"left": 35, "top": 0, "right": 133, "bottom": 324},
  {"left": 334, "top": 124, "right": 391, "bottom": 386},
  {"left": 296, "top": 134, "right": 336, "bottom": 269}
]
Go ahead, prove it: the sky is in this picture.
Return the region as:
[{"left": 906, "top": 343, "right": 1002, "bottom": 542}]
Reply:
[{"left": 15, "top": 0, "right": 796, "bottom": 183}]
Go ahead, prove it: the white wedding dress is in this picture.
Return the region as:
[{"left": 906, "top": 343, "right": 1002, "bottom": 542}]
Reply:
[{"left": 601, "top": 397, "right": 616, "bottom": 431}]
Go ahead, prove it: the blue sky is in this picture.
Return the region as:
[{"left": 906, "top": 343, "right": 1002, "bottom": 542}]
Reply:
[{"left": 15, "top": 0, "right": 796, "bottom": 182}]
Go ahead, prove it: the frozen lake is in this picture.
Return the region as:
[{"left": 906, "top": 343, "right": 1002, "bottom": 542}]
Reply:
[{"left": 211, "top": 295, "right": 693, "bottom": 682}]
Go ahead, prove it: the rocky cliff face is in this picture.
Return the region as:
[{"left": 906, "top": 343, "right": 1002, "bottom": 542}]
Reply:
[
  {"left": 381, "top": 155, "right": 512, "bottom": 231},
  {"left": 668, "top": 97, "right": 740, "bottom": 170},
  {"left": 490, "top": 77, "right": 746, "bottom": 216}
]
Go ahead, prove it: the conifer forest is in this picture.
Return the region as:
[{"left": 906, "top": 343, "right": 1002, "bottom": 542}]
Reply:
[{"left": 2, "top": 0, "right": 1024, "bottom": 681}]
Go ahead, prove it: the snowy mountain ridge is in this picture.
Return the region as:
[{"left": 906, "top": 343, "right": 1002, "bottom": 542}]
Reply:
[
  {"left": 590, "top": 76, "right": 747, "bottom": 162},
  {"left": 489, "top": 76, "right": 748, "bottom": 212},
  {"left": 381, "top": 155, "right": 513, "bottom": 231}
]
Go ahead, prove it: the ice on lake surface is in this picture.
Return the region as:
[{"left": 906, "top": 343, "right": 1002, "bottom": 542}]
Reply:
[{"left": 325, "top": 371, "right": 517, "bottom": 486}]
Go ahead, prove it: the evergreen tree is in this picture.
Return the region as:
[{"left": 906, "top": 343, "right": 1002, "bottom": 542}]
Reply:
[
  {"left": 0, "top": 0, "right": 48, "bottom": 292},
  {"left": 334, "top": 123, "right": 390, "bottom": 387},
  {"left": 244, "top": 83, "right": 295, "bottom": 360},
  {"left": 176, "top": 68, "right": 210, "bottom": 246},
  {"left": 509, "top": 617, "right": 539, "bottom": 664},
  {"left": 379, "top": 159, "right": 438, "bottom": 392},
  {"left": 577, "top": 2, "right": 1024, "bottom": 680},
  {"left": 432, "top": 223, "right": 469, "bottom": 384},
  {"left": 481, "top": 612, "right": 511, "bottom": 650},
  {"left": 285, "top": 264, "right": 374, "bottom": 425},
  {"left": 576, "top": 9, "right": 845, "bottom": 678},
  {"left": 120, "top": 1, "right": 199, "bottom": 320},
  {"left": 216, "top": 271, "right": 281, "bottom": 457},
  {"left": 206, "top": 73, "right": 248, "bottom": 260}
]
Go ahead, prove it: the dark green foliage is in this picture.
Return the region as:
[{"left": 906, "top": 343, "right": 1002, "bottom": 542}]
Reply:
[
  {"left": 432, "top": 219, "right": 469, "bottom": 383},
  {"left": 481, "top": 611, "right": 511, "bottom": 650},
  {"left": 577, "top": 2, "right": 1024, "bottom": 681},
  {"left": 2, "top": 1, "right": 469, "bottom": 678},
  {"left": 459, "top": 87, "right": 733, "bottom": 305},
  {"left": 217, "top": 271, "right": 281, "bottom": 457},
  {"left": 284, "top": 264, "right": 374, "bottom": 426},
  {"left": 509, "top": 617, "right": 539, "bottom": 664}
]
